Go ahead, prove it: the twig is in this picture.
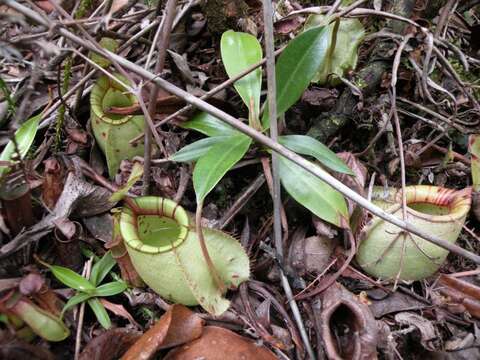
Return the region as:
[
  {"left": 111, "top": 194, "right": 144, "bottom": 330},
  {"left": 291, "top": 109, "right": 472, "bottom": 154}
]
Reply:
[
  {"left": 74, "top": 257, "right": 93, "bottom": 360},
  {"left": 129, "top": 47, "right": 285, "bottom": 145},
  {"left": 434, "top": 0, "right": 457, "bottom": 39},
  {"left": 391, "top": 34, "right": 412, "bottom": 220},
  {"left": 325, "top": 0, "right": 342, "bottom": 17},
  {"left": 262, "top": 1, "right": 315, "bottom": 359},
  {"left": 389, "top": 34, "right": 413, "bottom": 288},
  {"left": 144, "top": 0, "right": 177, "bottom": 194},
  {"left": 9, "top": 0, "right": 480, "bottom": 265},
  {"left": 398, "top": 97, "right": 467, "bottom": 132},
  {"left": 218, "top": 174, "right": 265, "bottom": 230},
  {"left": 173, "top": 165, "right": 190, "bottom": 203}
]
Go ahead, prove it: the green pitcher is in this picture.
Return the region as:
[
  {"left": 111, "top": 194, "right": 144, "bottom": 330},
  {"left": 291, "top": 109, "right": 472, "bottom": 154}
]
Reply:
[{"left": 119, "top": 197, "right": 250, "bottom": 315}]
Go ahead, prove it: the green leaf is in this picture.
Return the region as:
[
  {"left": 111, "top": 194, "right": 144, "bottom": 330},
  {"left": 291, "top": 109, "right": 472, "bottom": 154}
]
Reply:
[
  {"left": 262, "top": 25, "right": 329, "bottom": 128},
  {"left": 89, "top": 37, "right": 119, "bottom": 68},
  {"left": 62, "top": 293, "right": 93, "bottom": 316},
  {"left": 93, "top": 281, "right": 127, "bottom": 297},
  {"left": 221, "top": 30, "right": 262, "bottom": 125},
  {"left": 278, "top": 155, "right": 348, "bottom": 227},
  {"left": 49, "top": 265, "right": 96, "bottom": 292},
  {"left": 279, "top": 135, "right": 353, "bottom": 175},
  {"left": 194, "top": 135, "right": 251, "bottom": 203},
  {"left": 171, "top": 136, "right": 234, "bottom": 163},
  {"left": 109, "top": 162, "right": 144, "bottom": 202},
  {"left": 181, "top": 112, "right": 239, "bottom": 137},
  {"left": 0, "top": 114, "right": 40, "bottom": 178},
  {"left": 90, "top": 251, "right": 116, "bottom": 287},
  {"left": 304, "top": 15, "right": 365, "bottom": 85},
  {"left": 470, "top": 135, "right": 480, "bottom": 191},
  {"left": 87, "top": 298, "right": 111, "bottom": 329}
]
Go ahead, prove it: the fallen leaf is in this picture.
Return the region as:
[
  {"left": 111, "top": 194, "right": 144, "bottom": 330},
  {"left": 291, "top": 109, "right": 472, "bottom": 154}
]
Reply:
[
  {"left": 164, "top": 326, "right": 278, "bottom": 360},
  {"left": 394, "top": 312, "right": 438, "bottom": 351},
  {"left": 121, "top": 304, "right": 204, "bottom": 360},
  {"left": 274, "top": 17, "right": 303, "bottom": 35},
  {"left": 0, "top": 171, "right": 113, "bottom": 258},
  {"left": 99, "top": 298, "right": 141, "bottom": 329},
  {"left": 167, "top": 50, "right": 196, "bottom": 85},
  {"left": 42, "top": 158, "right": 64, "bottom": 209},
  {"left": 368, "top": 290, "right": 427, "bottom": 318},
  {"left": 0, "top": 331, "right": 54, "bottom": 360},
  {"left": 79, "top": 328, "right": 141, "bottom": 360},
  {"left": 287, "top": 230, "right": 336, "bottom": 277}
]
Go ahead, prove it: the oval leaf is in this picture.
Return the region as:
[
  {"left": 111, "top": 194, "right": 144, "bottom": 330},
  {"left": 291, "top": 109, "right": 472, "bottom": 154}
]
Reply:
[
  {"left": 88, "top": 298, "right": 111, "bottom": 329},
  {"left": 304, "top": 16, "right": 365, "bottom": 85},
  {"left": 181, "top": 112, "right": 239, "bottom": 137},
  {"left": 62, "top": 293, "right": 93, "bottom": 316},
  {"left": 221, "top": 30, "right": 262, "bottom": 123},
  {"left": 0, "top": 114, "right": 40, "bottom": 178},
  {"left": 171, "top": 137, "right": 232, "bottom": 163},
  {"left": 49, "top": 265, "right": 96, "bottom": 292},
  {"left": 279, "top": 135, "right": 353, "bottom": 175},
  {"left": 262, "top": 25, "right": 329, "bottom": 128},
  {"left": 278, "top": 155, "right": 348, "bottom": 227},
  {"left": 93, "top": 281, "right": 127, "bottom": 297},
  {"left": 194, "top": 135, "right": 251, "bottom": 203},
  {"left": 90, "top": 251, "right": 116, "bottom": 287}
]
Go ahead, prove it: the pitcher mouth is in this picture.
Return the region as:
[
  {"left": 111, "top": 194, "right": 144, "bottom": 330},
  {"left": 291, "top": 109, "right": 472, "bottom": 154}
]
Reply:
[
  {"left": 91, "top": 74, "right": 135, "bottom": 125},
  {"left": 119, "top": 197, "right": 190, "bottom": 254},
  {"left": 388, "top": 186, "right": 471, "bottom": 222}
]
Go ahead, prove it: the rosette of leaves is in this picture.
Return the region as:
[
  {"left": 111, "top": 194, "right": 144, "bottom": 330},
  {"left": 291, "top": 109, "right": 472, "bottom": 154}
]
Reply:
[
  {"left": 303, "top": 14, "right": 365, "bottom": 85},
  {"left": 119, "top": 196, "right": 250, "bottom": 316},
  {"left": 44, "top": 252, "right": 127, "bottom": 329},
  {"left": 171, "top": 29, "right": 353, "bottom": 228},
  {"left": 90, "top": 74, "right": 145, "bottom": 178}
]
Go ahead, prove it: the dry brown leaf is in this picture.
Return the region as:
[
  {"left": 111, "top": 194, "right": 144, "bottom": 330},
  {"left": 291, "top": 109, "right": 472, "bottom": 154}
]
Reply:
[
  {"left": 394, "top": 312, "right": 438, "bottom": 351},
  {"left": 287, "top": 228, "right": 336, "bottom": 277},
  {"left": 99, "top": 298, "right": 141, "bottom": 329},
  {"left": 121, "top": 304, "right": 204, "bottom": 360},
  {"left": 42, "top": 158, "right": 64, "bottom": 210},
  {"left": 164, "top": 326, "right": 278, "bottom": 360},
  {"left": 79, "top": 328, "right": 141, "bottom": 360},
  {"left": 0, "top": 331, "right": 54, "bottom": 360}
]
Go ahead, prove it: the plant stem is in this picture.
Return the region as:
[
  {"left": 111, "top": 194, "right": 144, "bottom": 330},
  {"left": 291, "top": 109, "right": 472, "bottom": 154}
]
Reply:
[
  {"left": 145, "top": 0, "right": 176, "bottom": 194},
  {"left": 195, "top": 201, "right": 225, "bottom": 294},
  {"left": 74, "top": 257, "right": 92, "bottom": 360}
]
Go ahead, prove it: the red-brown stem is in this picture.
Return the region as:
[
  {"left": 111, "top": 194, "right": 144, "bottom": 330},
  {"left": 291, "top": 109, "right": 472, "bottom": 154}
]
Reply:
[{"left": 195, "top": 201, "right": 225, "bottom": 294}]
